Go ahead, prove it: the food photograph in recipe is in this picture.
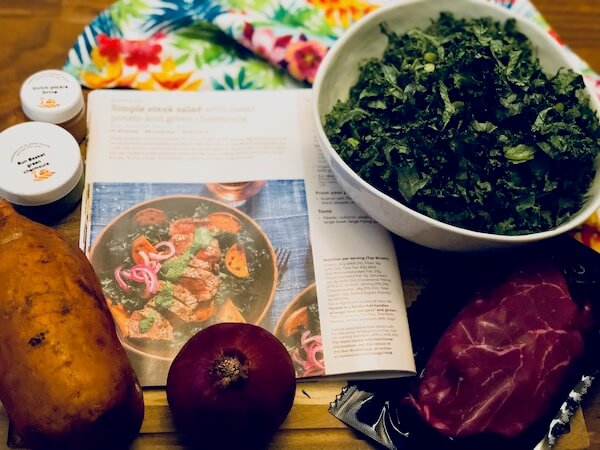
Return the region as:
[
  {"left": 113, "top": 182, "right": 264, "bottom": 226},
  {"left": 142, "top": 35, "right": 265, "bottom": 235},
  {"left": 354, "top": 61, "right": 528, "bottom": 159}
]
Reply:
[
  {"left": 87, "top": 181, "right": 322, "bottom": 381},
  {"left": 274, "top": 284, "right": 324, "bottom": 377},
  {"left": 571, "top": 208, "right": 600, "bottom": 253}
]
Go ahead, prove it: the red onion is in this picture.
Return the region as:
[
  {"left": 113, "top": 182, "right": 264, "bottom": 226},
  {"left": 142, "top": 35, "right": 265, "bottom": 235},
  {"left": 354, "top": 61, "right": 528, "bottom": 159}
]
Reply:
[
  {"left": 147, "top": 261, "right": 161, "bottom": 273},
  {"left": 124, "top": 266, "right": 144, "bottom": 283},
  {"left": 166, "top": 323, "right": 296, "bottom": 447},
  {"left": 291, "top": 331, "right": 325, "bottom": 377},
  {"left": 114, "top": 265, "right": 130, "bottom": 292},
  {"left": 114, "top": 260, "right": 160, "bottom": 298},
  {"left": 142, "top": 270, "right": 158, "bottom": 297},
  {"left": 148, "top": 241, "right": 176, "bottom": 260},
  {"left": 300, "top": 330, "right": 322, "bottom": 347},
  {"left": 306, "top": 342, "right": 324, "bottom": 370},
  {"left": 137, "top": 250, "right": 150, "bottom": 266},
  {"left": 139, "top": 268, "right": 158, "bottom": 297},
  {"left": 130, "top": 265, "right": 153, "bottom": 282}
]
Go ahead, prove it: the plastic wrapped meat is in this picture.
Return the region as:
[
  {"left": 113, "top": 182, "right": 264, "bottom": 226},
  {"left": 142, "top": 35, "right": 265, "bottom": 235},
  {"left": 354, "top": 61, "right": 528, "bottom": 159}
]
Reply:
[
  {"left": 409, "top": 260, "right": 594, "bottom": 438},
  {"left": 330, "top": 238, "right": 600, "bottom": 449}
]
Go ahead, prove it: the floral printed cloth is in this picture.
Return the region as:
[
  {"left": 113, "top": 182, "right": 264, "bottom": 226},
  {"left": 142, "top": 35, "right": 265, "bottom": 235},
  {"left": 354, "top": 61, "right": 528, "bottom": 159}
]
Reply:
[
  {"left": 64, "top": 0, "right": 346, "bottom": 90},
  {"left": 64, "top": 0, "right": 600, "bottom": 92}
]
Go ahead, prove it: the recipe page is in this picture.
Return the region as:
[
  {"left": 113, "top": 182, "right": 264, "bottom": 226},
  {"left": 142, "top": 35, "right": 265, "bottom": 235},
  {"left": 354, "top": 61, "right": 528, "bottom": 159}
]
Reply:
[
  {"left": 83, "top": 88, "right": 415, "bottom": 384},
  {"left": 85, "top": 89, "right": 305, "bottom": 184},
  {"left": 296, "top": 93, "right": 415, "bottom": 377}
]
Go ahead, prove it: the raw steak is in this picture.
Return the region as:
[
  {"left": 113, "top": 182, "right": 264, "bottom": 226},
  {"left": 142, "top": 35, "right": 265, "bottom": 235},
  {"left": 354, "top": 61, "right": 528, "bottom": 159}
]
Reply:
[{"left": 410, "top": 260, "right": 591, "bottom": 438}]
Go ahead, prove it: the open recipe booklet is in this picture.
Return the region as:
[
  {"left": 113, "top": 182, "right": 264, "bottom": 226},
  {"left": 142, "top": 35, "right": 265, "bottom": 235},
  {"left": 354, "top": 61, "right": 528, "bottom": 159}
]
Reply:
[{"left": 81, "top": 88, "right": 416, "bottom": 386}]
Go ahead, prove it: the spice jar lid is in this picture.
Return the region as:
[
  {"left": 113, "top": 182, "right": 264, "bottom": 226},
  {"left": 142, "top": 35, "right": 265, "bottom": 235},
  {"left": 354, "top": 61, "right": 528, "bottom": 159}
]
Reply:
[
  {"left": 20, "top": 70, "right": 85, "bottom": 124},
  {"left": 0, "top": 122, "right": 83, "bottom": 206}
]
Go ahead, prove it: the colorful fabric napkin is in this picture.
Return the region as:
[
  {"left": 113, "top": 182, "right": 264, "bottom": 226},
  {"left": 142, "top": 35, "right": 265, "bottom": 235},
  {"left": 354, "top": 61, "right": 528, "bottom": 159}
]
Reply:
[{"left": 64, "top": 0, "right": 600, "bottom": 92}]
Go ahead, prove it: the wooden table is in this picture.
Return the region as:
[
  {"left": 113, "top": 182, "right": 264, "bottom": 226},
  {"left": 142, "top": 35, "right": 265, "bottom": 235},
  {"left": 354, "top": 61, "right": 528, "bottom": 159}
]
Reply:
[{"left": 0, "top": 1, "right": 599, "bottom": 449}]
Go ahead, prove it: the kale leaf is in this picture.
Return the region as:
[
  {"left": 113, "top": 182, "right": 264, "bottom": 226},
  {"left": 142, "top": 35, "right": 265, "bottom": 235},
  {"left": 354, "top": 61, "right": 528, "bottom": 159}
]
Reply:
[{"left": 324, "top": 13, "right": 600, "bottom": 235}]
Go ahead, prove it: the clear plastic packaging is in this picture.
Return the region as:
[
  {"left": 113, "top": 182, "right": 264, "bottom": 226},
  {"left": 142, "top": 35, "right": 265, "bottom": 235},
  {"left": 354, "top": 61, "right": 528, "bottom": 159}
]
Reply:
[{"left": 330, "top": 237, "right": 600, "bottom": 449}]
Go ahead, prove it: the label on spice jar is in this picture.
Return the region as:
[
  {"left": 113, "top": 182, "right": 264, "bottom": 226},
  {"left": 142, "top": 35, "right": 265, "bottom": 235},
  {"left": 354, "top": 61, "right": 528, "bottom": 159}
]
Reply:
[
  {"left": 0, "top": 122, "right": 83, "bottom": 206},
  {"left": 14, "top": 142, "right": 53, "bottom": 177},
  {"left": 20, "top": 70, "right": 85, "bottom": 124}
]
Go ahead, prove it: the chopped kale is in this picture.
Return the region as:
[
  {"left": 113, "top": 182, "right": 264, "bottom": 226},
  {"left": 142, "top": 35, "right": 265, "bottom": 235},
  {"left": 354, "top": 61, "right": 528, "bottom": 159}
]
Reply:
[{"left": 324, "top": 13, "right": 600, "bottom": 235}]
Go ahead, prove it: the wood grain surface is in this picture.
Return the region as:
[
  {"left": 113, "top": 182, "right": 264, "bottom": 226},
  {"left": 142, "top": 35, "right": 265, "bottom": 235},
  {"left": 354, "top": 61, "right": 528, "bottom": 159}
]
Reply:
[{"left": 0, "top": 1, "right": 599, "bottom": 449}]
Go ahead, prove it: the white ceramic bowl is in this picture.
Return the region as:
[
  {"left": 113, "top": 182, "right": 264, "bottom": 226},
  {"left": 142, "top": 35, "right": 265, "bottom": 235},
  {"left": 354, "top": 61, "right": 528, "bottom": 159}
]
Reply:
[{"left": 313, "top": 0, "right": 600, "bottom": 251}]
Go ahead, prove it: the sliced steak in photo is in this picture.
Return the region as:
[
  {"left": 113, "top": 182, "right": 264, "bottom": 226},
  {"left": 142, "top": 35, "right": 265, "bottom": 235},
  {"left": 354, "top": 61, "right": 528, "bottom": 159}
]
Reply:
[
  {"left": 169, "top": 282, "right": 201, "bottom": 308},
  {"left": 168, "top": 217, "right": 210, "bottom": 255},
  {"left": 128, "top": 307, "right": 174, "bottom": 341},
  {"left": 147, "top": 298, "right": 197, "bottom": 324},
  {"left": 170, "top": 233, "right": 194, "bottom": 256},
  {"left": 188, "top": 256, "right": 213, "bottom": 272},
  {"left": 180, "top": 267, "right": 221, "bottom": 302},
  {"left": 194, "top": 238, "right": 221, "bottom": 269},
  {"left": 152, "top": 281, "right": 216, "bottom": 324}
]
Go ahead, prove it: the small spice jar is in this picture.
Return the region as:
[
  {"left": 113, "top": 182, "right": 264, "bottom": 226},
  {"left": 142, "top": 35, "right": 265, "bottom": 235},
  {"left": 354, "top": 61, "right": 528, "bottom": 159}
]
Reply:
[
  {"left": 0, "top": 122, "right": 84, "bottom": 224},
  {"left": 20, "top": 69, "right": 87, "bottom": 143}
]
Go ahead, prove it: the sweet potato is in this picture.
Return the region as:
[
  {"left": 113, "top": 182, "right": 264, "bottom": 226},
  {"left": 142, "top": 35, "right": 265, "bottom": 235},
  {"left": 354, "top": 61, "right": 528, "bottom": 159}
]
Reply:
[
  {"left": 282, "top": 306, "right": 309, "bottom": 337},
  {"left": 202, "top": 212, "right": 242, "bottom": 233},
  {"left": 0, "top": 200, "right": 144, "bottom": 450},
  {"left": 215, "top": 298, "right": 246, "bottom": 323},
  {"left": 224, "top": 243, "right": 250, "bottom": 278}
]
